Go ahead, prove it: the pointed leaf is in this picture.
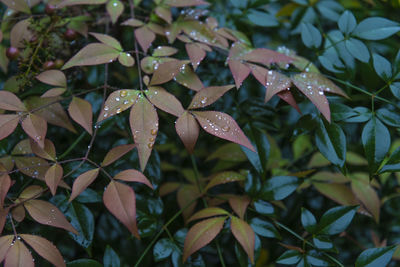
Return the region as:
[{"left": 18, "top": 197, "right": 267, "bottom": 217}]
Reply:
[
  {"left": 228, "top": 60, "right": 251, "bottom": 89},
  {"left": 355, "top": 246, "right": 396, "bottom": 267},
  {"left": 129, "top": 96, "right": 158, "bottom": 171},
  {"left": 265, "top": 70, "right": 292, "bottom": 102},
  {"left": 242, "top": 48, "right": 293, "bottom": 66},
  {"left": 19, "top": 185, "right": 43, "bottom": 199},
  {"left": 183, "top": 217, "right": 226, "bottom": 262},
  {"left": 20, "top": 234, "right": 65, "bottom": 267},
  {"left": 145, "top": 86, "right": 184, "bottom": 117},
  {"left": 150, "top": 60, "right": 184, "bottom": 85},
  {"left": 0, "top": 235, "right": 13, "bottom": 261},
  {"left": 175, "top": 111, "right": 199, "bottom": 153},
  {"left": 30, "top": 139, "right": 56, "bottom": 161},
  {"left": 345, "top": 38, "right": 370, "bottom": 63},
  {"left": 4, "top": 240, "right": 34, "bottom": 267},
  {"left": 353, "top": 17, "right": 400, "bottom": 40},
  {"left": 36, "top": 70, "right": 67, "bottom": 88},
  {"left": 10, "top": 19, "right": 32, "bottom": 48},
  {"left": 301, "top": 208, "right": 317, "bottom": 233},
  {"left": 0, "top": 0, "right": 30, "bottom": 13},
  {"left": 229, "top": 195, "right": 250, "bottom": 219},
  {"left": 0, "top": 115, "right": 19, "bottom": 140},
  {"left": 118, "top": 52, "right": 135, "bottom": 67},
  {"left": 89, "top": 32, "right": 122, "bottom": 51},
  {"left": 193, "top": 111, "right": 255, "bottom": 151},
  {"left": 114, "top": 169, "right": 153, "bottom": 189},
  {"left": 68, "top": 97, "right": 93, "bottom": 135},
  {"left": 69, "top": 169, "right": 100, "bottom": 202},
  {"left": 338, "top": 11, "right": 357, "bottom": 35},
  {"left": 186, "top": 43, "right": 206, "bottom": 70},
  {"left": 261, "top": 176, "right": 299, "bottom": 201},
  {"left": 250, "top": 217, "right": 280, "bottom": 238},
  {"left": 189, "top": 85, "right": 234, "bottom": 109},
  {"left": 0, "top": 91, "right": 26, "bottom": 111},
  {"left": 188, "top": 207, "right": 230, "bottom": 223},
  {"left": 101, "top": 144, "right": 135, "bottom": 167},
  {"left": 351, "top": 180, "right": 380, "bottom": 223},
  {"left": 103, "top": 181, "right": 139, "bottom": 238},
  {"left": 177, "top": 185, "right": 200, "bottom": 220},
  {"left": 135, "top": 26, "right": 155, "bottom": 53},
  {"left": 106, "top": 0, "right": 124, "bottom": 24},
  {"left": 62, "top": 43, "right": 120, "bottom": 70},
  {"left": 313, "top": 182, "right": 359, "bottom": 206},
  {"left": 205, "top": 171, "right": 246, "bottom": 192},
  {"left": 121, "top": 18, "right": 144, "bottom": 27},
  {"left": 14, "top": 156, "right": 49, "bottom": 180},
  {"left": 231, "top": 216, "right": 255, "bottom": 264},
  {"left": 98, "top": 90, "right": 139, "bottom": 121},
  {"left": 173, "top": 64, "right": 204, "bottom": 91},
  {"left": 317, "top": 205, "right": 358, "bottom": 235},
  {"left": 153, "top": 46, "right": 178, "bottom": 57},
  {"left": 0, "top": 174, "right": 11, "bottom": 207},
  {"left": 164, "top": 0, "right": 209, "bottom": 7},
  {"left": 57, "top": 0, "right": 107, "bottom": 8},
  {"left": 21, "top": 113, "right": 47, "bottom": 148},
  {"left": 45, "top": 164, "right": 63, "bottom": 196},
  {"left": 24, "top": 199, "right": 78, "bottom": 234},
  {"left": 104, "top": 245, "right": 120, "bottom": 267}
]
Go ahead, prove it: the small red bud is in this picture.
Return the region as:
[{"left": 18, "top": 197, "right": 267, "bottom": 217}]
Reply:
[
  {"left": 45, "top": 4, "right": 56, "bottom": 15},
  {"left": 43, "top": 61, "right": 55, "bottom": 70},
  {"left": 64, "top": 29, "right": 77, "bottom": 41},
  {"left": 6, "top": 47, "right": 19, "bottom": 60}
]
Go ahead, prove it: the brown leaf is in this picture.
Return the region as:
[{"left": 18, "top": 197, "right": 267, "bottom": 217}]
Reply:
[
  {"left": 175, "top": 111, "right": 199, "bottom": 153},
  {"left": 14, "top": 156, "right": 49, "bottom": 180},
  {"left": 41, "top": 88, "right": 66, "bottom": 98},
  {"left": 121, "top": 18, "right": 144, "bottom": 27},
  {"left": 173, "top": 64, "right": 204, "bottom": 91},
  {"left": 12, "top": 205, "right": 25, "bottom": 222},
  {"left": 150, "top": 60, "right": 184, "bottom": 85},
  {"left": 231, "top": 216, "right": 255, "bottom": 264},
  {"left": 45, "top": 164, "right": 63, "bottom": 196},
  {"left": 0, "top": 174, "right": 11, "bottom": 207},
  {"left": 186, "top": 43, "right": 206, "bottom": 70},
  {"left": 0, "top": 91, "right": 26, "bottom": 111},
  {"left": 30, "top": 139, "right": 56, "bottom": 161},
  {"left": 10, "top": 19, "right": 32, "bottom": 48},
  {"left": 114, "top": 169, "right": 153, "bottom": 189},
  {"left": 159, "top": 182, "right": 180, "bottom": 196},
  {"left": 193, "top": 111, "right": 255, "bottom": 152},
  {"left": 0, "top": 208, "right": 9, "bottom": 234},
  {"left": 101, "top": 144, "right": 135, "bottom": 167},
  {"left": 242, "top": 48, "right": 293, "bottom": 66},
  {"left": 181, "top": 20, "right": 226, "bottom": 48},
  {"left": 0, "top": 157, "right": 13, "bottom": 172},
  {"left": 69, "top": 168, "right": 100, "bottom": 202},
  {"left": 68, "top": 97, "right": 93, "bottom": 135},
  {"left": 152, "top": 46, "right": 178, "bottom": 57},
  {"left": 188, "top": 207, "right": 230, "bottom": 223},
  {"left": 135, "top": 26, "right": 155, "bottom": 53},
  {"left": 351, "top": 179, "right": 380, "bottom": 223},
  {"left": 296, "top": 72, "right": 348, "bottom": 98},
  {"left": 177, "top": 185, "right": 200, "bottom": 221},
  {"left": 155, "top": 6, "right": 172, "bottom": 24},
  {"left": 89, "top": 32, "right": 122, "bottom": 51},
  {"left": 0, "top": 235, "right": 13, "bottom": 262},
  {"left": 228, "top": 196, "right": 250, "bottom": 219},
  {"left": 0, "top": 115, "right": 19, "bottom": 140},
  {"left": 103, "top": 181, "right": 139, "bottom": 238},
  {"left": 204, "top": 171, "right": 246, "bottom": 192},
  {"left": 4, "top": 239, "right": 34, "bottom": 267},
  {"left": 24, "top": 199, "right": 78, "bottom": 234},
  {"left": 265, "top": 70, "right": 292, "bottom": 102},
  {"left": 21, "top": 113, "right": 47, "bottom": 148},
  {"left": 313, "top": 182, "right": 358, "bottom": 206},
  {"left": 228, "top": 60, "right": 251, "bottom": 89},
  {"left": 19, "top": 185, "right": 43, "bottom": 199},
  {"left": 106, "top": 0, "right": 124, "bottom": 24},
  {"left": 183, "top": 216, "right": 226, "bottom": 262},
  {"left": 164, "top": 0, "right": 209, "bottom": 7},
  {"left": 20, "top": 234, "right": 65, "bottom": 267},
  {"left": 36, "top": 70, "right": 67, "bottom": 88},
  {"left": 129, "top": 96, "right": 158, "bottom": 171},
  {"left": 145, "top": 86, "right": 184, "bottom": 117},
  {"left": 118, "top": 52, "right": 135, "bottom": 67},
  {"left": 98, "top": 90, "right": 139, "bottom": 122},
  {"left": 189, "top": 85, "right": 234, "bottom": 109},
  {"left": 57, "top": 0, "right": 107, "bottom": 8}
]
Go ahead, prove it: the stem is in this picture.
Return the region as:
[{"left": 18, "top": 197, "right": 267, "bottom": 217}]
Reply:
[
  {"left": 9, "top": 215, "right": 18, "bottom": 237},
  {"left": 58, "top": 131, "right": 87, "bottom": 160}
]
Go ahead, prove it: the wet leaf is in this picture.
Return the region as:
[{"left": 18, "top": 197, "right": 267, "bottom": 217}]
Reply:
[
  {"left": 188, "top": 207, "right": 230, "bottom": 223},
  {"left": 150, "top": 60, "right": 184, "bottom": 85},
  {"left": 0, "top": 115, "right": 20, "bottom": 140},
  {"left": 89, "top": 32, "right": 122, "bottom": 51},
  {"left": 205, "top": 171, "right": 246, "bottom": 192},
  {"left": 231, "top": 216, "right": 255, "bottom": 264},
  {"left": 101, "top": 144, "right": 135, "bottom": 167},
  {"left": 155, "top": 6, "right": 172, "bottom": 24},
  {"left": 229, "top": 195, "right": 250, "bottom": 219},
  {"left": 98, "top": 90, "right": 139, "bottom": 122},
  {"left": 114, "top": 169, "right": 153, "bottom": 189},
  {"left": 0, "top": 91, "right": 26, "bottom": 111},
  {"left": 135, "top": 26, "right": 156, "bottom": 53},
  {"left": 45, "top": 163, "right": 63, "bottom": 196},
  {"left": 21, "top": 113, "right": 47, "bottom": 148},
  {"left": 103, "top": 181, "right": 139, "bottom": 238},
  {"left": 30, "top": 139, "right": 56, "bottom": 161},
  {"left": 4, "top": 240, "right": 34, "bottom": 267},
  {"left": 175, "top": 111, "right": 199, "bottom": 153},
  {"left": 118, "top": 52, "right": 135, "bottom": 67},
  {"left": 36, "top": 70, "right": 67, "bottom": 88},
  {"left": 228, "top": 60, "right": 251, "bottom": 89},
  {"left": 264, "top": 70, "right": 292, "bottom": 102},
  {"left": 121, "top": 18, "right": 144, "bottom": 27},
  {"left": 68, "top": 97, "right": 93, "bottom": 135},
  {"left": 106, "top": 0, "right": 124, "bottom": 24},
  {"left": 186, "top": 43, "right": 207, "bottom": 70},
  {"left": 145, "top": 86, "right": 184, "bottom": 117},
  {"left": 0, "top": 235, "right": 13, "bottom": 260},
  {"left": 153, "top": 46, "right": 178, "bottom": 57},
  {"left": 242, "top": 48, "right": 293, "bottom": 67},
  {"left": 173, "top": 63, "right": 204, "bottom": 91},
  {"left": 57, "top": 0, "right": 107, "bottom": 8},
  {"left": 189, "top": 85, "right": 234, "bottom": 109},
  {"left": 69, "top": 169, "right": 100, "bottom": 202},
  {"left": 14, "top": 156, "right": 49, "bottom": 180}
]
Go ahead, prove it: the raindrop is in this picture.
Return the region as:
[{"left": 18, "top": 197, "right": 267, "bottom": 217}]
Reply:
[
  {"left": 104, "top": 106, "right": 109, "bottom": 111},
  {"left": 318, "top": 91, "right": 324, "bottom": 95},
  {"left": 149, "top": 137, "right": 155, "bottom": 142},
  {"left": 36, "top": 136, "right": 42, "bottom": 141},
  {"left": 115, "top": 97, "right": 120, "bottom": 101},
  {"left": 200, "top": 97, "right": 207, "bottom": 105},
  {"left": 116, "top": 108, "right": 122, "bottom": 114},
  {"left": 103, "top": 113, "right": 108, "bottom": 117},
  {"left": 150, "top": 129, "right": 157, "bottom": 135},
  {"left": 147, "top": 143, "right": 154, "bottom": 149},
  {"left": 113, "top": 1, "right": 118, "bottom": 6},
  {"left": 120, "top": 90, "right": 128, "bottom": 97},
  {"left": 123, "top": 100, "right": 129, "bottom": 105},
  {"left": 222, "top": 126, "right": 230, "bottom": 132}
]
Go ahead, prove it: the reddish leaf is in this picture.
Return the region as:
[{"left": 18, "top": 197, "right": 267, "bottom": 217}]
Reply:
[
  {"left": 129, "top": 96, "right": 158, "bottom": 171},
  {"left": 30, "top": 139, "right": 56, "bottom": 161},
  {"left": 20, "top": 234, "right": 65, "bottom": 267},
  {"left": 36, "top": 70, "right": 67, "bottom": 88},
  {"left": 313, "top": 182, "right": 358, "bottom": 206},
  {"left": 0, "top": 115, "right": 19, "bottom": 140},
  {"left": 159, "top": 182, "right": 180, "bottom": 196},
  {"left": 62, "top": 43, "right": 120, "bottom": 70},
  {"left": 164, "top": 0, "right": 209, "bottom": 7},
  {"left": 69, "top": 168, "right": 100, "bottom": 202},
  {"left": 4, "top": 240, "right": 34, "bottom": 267},
  {"left": 183, "top": 217, "right": 226, "bottom": 262},
  {"left": 0, "top": 235, "right": 13, "bottom": 262},
  {"left": 89, "top": 32, "right": 122, "bottom": 51},
  {"left": 277, "top": 90, "right": 301, "bottom": 113},
  {"left": 140, "top": 56, "right": 175, "bottom": 74},
  {"left": 181, "top": 20, "right": 227, "bottom": 48},
  {"left": 21, "top": 113, "right": 47, "bottom": 148},
  {"left": 173, "top": 64, "right": 204, "bottom": 91},
  {"left": 145, "top": 86, "right": 184, "bottom": 117},
  {"left": 57, "top": 0, "right": 107, "bottom": 8},
  {"left": 228, "top": 60, "right": 251, "bottom": 89},
  {"left": 205, "top": 171, "right": 246, "bottom": 192},
  {"left": 188, "top": 207, "right": 230, "bottom": 222},
  {"left": 0, "top": 208, "right": 9, "bottom": 234},
  {"left": 177, "top": 185, "right": 200, "bottom": 220},
  {"left": 135, "top": 26, "right": 156, "bottom": 53},
  {"left": 186, "top": 43, "right": 206, "bottom": 70},
  {"left": 193, "top": 111, "right": 255, "bottom": 152},
  {"left": 242, "top": 48, "right": 293, "bottom": 66},
  {"left": 114, "top": 169, "right": 153, "bottom": 189},
  {"left": 121, "top": 18, "right": 144, "bottom": 27},
  {"left": 351, "top": 179, "right": 380, "bottom": 223},
  {"left": 106, "top": 0, "right": 124, "bottom": 24},
  {"left": 265, "top": 70, "right": 292, "bottom": 102},
  {"left": 1, "top": 0, "right": 30, "bottom": 13},
  {"left": 45, "top": 164, "right": 63, "bottom": 196},
  {"left": 230, "top": 216, "right": 255, "bottom": 264},
  {"left": 14, "top": 156, "right": 49, "bottom": 179},
  {"left": 296, "top": 72, "right": 348, "bottom": 98},
  {"left": 229, "top": 196, "right": 250, "bottom": 219},
  {"left": 118, "top": 52, "right": 135, "bottom": 67},
  {"left": 19, "top": 185, "right": 44, "bottom": 199},
  {"left": 153, "top": 46, "right": 178, "bottom": 57},
  {"left": 0, "top": 174, "right": 11, "bottom": 207},
  {"left": 98, "top": 90, "right": 139, "bottom": 122},
  {"left": 189, "top": 85, "right": 234, "bottom": 109},
  {"left": 155, "top": 6, "right": 172, "bottom": 24},
  {"left": 41, "top": 88, "right": 66, "bottom": 98},
  {"left": 175, "top": 112, "right": 199, "bottom": 153},
  {"left": 10, "top": 19, "right": 32, "bottom": 48},
  {"left": 0, "top": 91, "right": 26, "bottom": 111},
  {"left": 103, "top": 181, "right": 139, "bottom": 238},
  {"left": 101, "top": 144, "right": 136, "bottom": 167},
  {"left": 68, "top": 97, "right": 93, "bottom": 135},
  {"left": 12, "top": 205, "right": 25, "bottom": 222},
  {"left": 150, "top": 60, "right": 184, "bottom": 85}
]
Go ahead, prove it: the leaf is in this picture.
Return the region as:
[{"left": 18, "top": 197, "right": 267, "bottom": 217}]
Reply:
[
  {"left": 98, "top": 90, "right": 139, "bottom": 122},
  {"left": 317, "top": 205, "right": 358, "bottom": 235},
  {"left": 188, "top": 207, "right": 230, "bottom": 223},
  {"left": 231, "top": 216, "right": 255, "bottom": 264},
  {"left": 62, "top": 43, "right": 120, "bottom": 70},
  {"left": 135, "top": 26, "right": 156, "bottom": 53},
  {"left": 150, "top": 60, "right": 184, "bottom": 85},
  {"left": 19, "top": 185, "right": 43, "bottom": 199},
  {"left": 173, "top": 64, "right": 204, "bottom": 91},
  {"left": 4, "top": 240, "right": 34, "bottom": 267},
  {"left": 103, "top": 181, "right": 139, "bottom": 238},
  {"left": 30, "top": 139, "right": 56, "bottom": 161},
  {"left": 0, "top": 91, "right": 26, "bottom": 111},
  {"left": 193, "top": 111, "right": 255, "bottom": 151},
  {"left": 247, "top": 10, "right": 279, "bottom": 27},
  {"left": 315, "top": 119, "right": 346, "bottom": 167},
  {"left": 21, "top": 113, "right": 47, "bottom": 148},
  {"left": 121, "top": 18, "right": 144, "bottom": 27},
  {"left": 338, "top": 10, "right": 357, "bottom": 35},
  {"left": 103, "top": 246, "right": 120, "bottom": 267},
  {"left": 36, "top": 70, "right": 67, "bottom": 88},
  {"left": 250, "top": 217, "right": 280, "bottom": 238},
  {"left": 313, "top": 182, "right": 358, "bottom": 206},
  {"left": 0, "top": 208, "right": 9, "bottom": 234},
  {"left": 153, "top": 46, "right": 178, "bottom": 57},
  {"left": 177, "top": 185, "right": 200, "bottom": 220},
  {"left": 118, "top": 52, "right": 135, "bottom": 67},
  {"left": 242, "top": 48, "right": 293, "bottom": 67},
  {"left": 0, "top": 115, "right": 19, "bottom": 140},
  {"left": 189, "top": 85, "right": 234, "bottom": 109},
  {"left": 186, "top": 43, "right": 207, "bottom": 70},
  {"left": 301, "top": 23, "right": 322, "bottom": 48},
  {"left": 66, "top": 202, "right": 94, "bottom": 248},
  {"left": 263, "top": 69, "right": 292, "bottom": 102},
  {"left": 20, "top": 234, "right": 65, "bottom": 267},
  {"left": 205, "top": 171, "right": 246, "bottom": 192},
  {"left": 353, "top": 17, "right": 400, "bottom": 40},
  {"left": 0, "top": 235, "right": 13, "bottom": 261},
  {"left": 0, "top": 174, "right": 11, "bottom": 208},
  {"left": 261, "top": 176, "right": 299, "bottom": 201},
  {"left": 10, "top": 19, "right": 32, "bottom": 48},
  {"left": 129, "top": 96, "right": 158, "bottom": 171},
  {"left": 68, "top": 97, "right": 93, "bottom": 135},
  {"left": 69, "top": 169, "right": 100, "bottom": 202},
  {"left": 351, "top": 180, "right": 380, "bottom": 223},
  {"left": 301, "top": 208, "right": 317, "bottom": 233},
  {"left": 66, "top": 259, "right": 103, "bottom": 267},
  {"left": 57, "top": 0, "right": 107, "bottom": 8},
  {"left": 229, "top": 196, "right": 250, "bottom": 219},
  {"left": 101, "top": 144, "right": 135, "bottom": 166},
  {"left": 106, "top": 0, "right": 124, "bottom": 24},
  {"left": 0, "top": 0, "right": 30, "bottom": 13},
  {"left": 153, "top": 239, "right": 175, "bottom": 262},
  {"left": 313, "top": 236, "right": 333, "bottom": 250},
  {"left": 164, "top": 0, "right": 209, "bottom": 7},
  {"left": 145, "top": 86, "right": 184, "bottom": 117},
  {"left": 175, "top": 112, "right": 199, "bottom": 153},
  {"left": 362, "top": 117, "right": 390, "bottom": 174},
  {"left": 24, "top": 199, "right": 78, "bottom": 234},
  {"left": 228, "top": 59, "right": 251, "bottom": 89},
  {"left": 276, "top": 250, "right": 302, "bottom": 265},
  {"left": 253, "top": 200, "right": 274, "bottom": 215},
  {"left": 355, "top": 246, "right": 396, "bottom": 267},
  {"left": 45, "top": 163, "right": 63, "bottom": 196},
  {"left": 89, "top": 32, "right": 122, "bottom": 51},
  {"left": 345, "top": 38, "right": 370, "bottom": 63},
  {"left": 14, "top": 156, "right": 49, "bottom": 180},
  {"left": 114, "top": 169, "right": 153, "bottom": 189},
  {"left": 373, "top": 54, "right": 392, "bottom": 81},
  {"left": 183, "top": 217, "right": 226, "bottom": 262}
]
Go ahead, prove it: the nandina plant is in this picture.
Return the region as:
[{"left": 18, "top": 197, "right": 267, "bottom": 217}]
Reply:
[{"left": 0, "top": 0, "right": 400, "bottom": 266}]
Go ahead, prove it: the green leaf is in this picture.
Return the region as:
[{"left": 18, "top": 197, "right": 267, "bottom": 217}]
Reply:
[
  {"left": 301, "top": 208, "right": 317, "bottom": 233},
  {"left": 343, "top": 107, "right": 372, "bottom": 123},
  {"left": 247, "top": 10, "right": 279, "bottom": 27},
  {"left": 301, "top": 23, "right": 322, "bottom": 48},
  {"left": 104, "top": 246, "right": 120, "bottom": 267},
  {"left": 249, "top": 217, "right": 280, "bottom": 238},
  {"left": 338, "top": 10, "right": 357, "bottom": 35},
  {"left": 373, "top": 54, "right": 392, "bottom": 81},
  {"left": 66, "top": 202, "right": 94, "bottom": 248},
  {"left": 313, "top": 236, "right": 333, "bottom": 250},
  {"left": 241, "top": 126, "right": 269, "bottom": 175},
  {"left": 306, "top": 250, "right": 331, "bottom": 266},
  {"left": 362, "top": 117, "right": 390, "bottom": 174},
  {"left": 253, "top": 200, "right": 274, "bottom": 215},
  {"left": 317, "top": 206, "right": 358, "bottom": 235},
  {"left": 276, "top": 250, "right": 302, "bottom": 265},
  {"left": 355, "top": 246, "right": 396, "bottom": 267},
  {"left": 106, "top": 0, "right": 124, "bottom": 24},
  {"left": 261, "top": 176, "right": 299, "bottom": 201},
  {"left": 380, "top": 147, "right": 400, "bottom": 173},
  {"left": 376, "top": 108, "right": 400, "bottom": 127},
  {"left": 353, "top": 17, "right": 400, "bottom": 40},
  {"left": 390, "top": 82, "right": 400, "bottom": 99},
  {"left": 153, "top": 238, "right": 176, "bottom": 262},
  {"left": 67, "top": 259, "right": 102, "bottom": 267},
  {"left": 315, "top": 119, "right": 346, "bottom": 167},
  {"left": 345, "top": 38, "right": 370, "bottom": 63}
]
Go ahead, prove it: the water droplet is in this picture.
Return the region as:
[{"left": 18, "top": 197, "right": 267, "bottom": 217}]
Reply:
[
  {"left": 151, "top": 129, "right": 157, "bottom": 135},
  {"left": 200, "top": 97, "right": 207, "bottom": 105},
  {"left": 103, "top": 113, "right": 108, "bottom": 117},
  {"left": 120, "top": 90, "right": 128, "bottom": 97},
  {"left": 36, "top": 135, "right": 42, "bottom": 141},
  {"left": 149, "top": 137, "right": 155, "bottom": 142},
  {"left": 115, "top": 97, "right": 120, "bottom": 101},
  {"left": 147, "top": 143, "right": 154, "bottom": 149},
  {"left": 222, "top": 126, "right": 230, "bottom": 132},
  {"left": 104, "top": 106, "right": 109, "bottom": 111},
  {"left": 116, "top": 108, "right": 122, "bottom": 114},
  {"left": 318, "top": 91, "right": 324, "bottom": 95},
  {"left": 113, "top": 1, "right": 118, "bottom": 6},
  {"left": 123, "top": 100, "right": 129, "bottom": 105}
]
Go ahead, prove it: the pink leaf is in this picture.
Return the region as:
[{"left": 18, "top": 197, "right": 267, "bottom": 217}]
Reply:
[
  {"left": 231, "top": 216, "right": 255, "bottom": 264},
  {"left": 0, "top": 174, "right": 11, "bottom": 207},
  {"left": 4, "top": 240, "right": 34, "bottom": 267},
  {"left": 21, "top": 114, "right": 47, "bottom": 148},
  {"left": 145, "top": 86, "right": 184, "bottom": 117},
  {"left": 228, "top": 195, "right": 250, "bottom": 219},
  {"left": 30, "top": 138, "right": 56, "bottom": 161},
  {"left": 89, "top": 32, "right": 122, "bottom": 50},
  {"left": 228, "top": 60, "right": 251, "bottom": 89},
  {"left": 101, "top": 144, "right": 136, "bottom": 167},
  {"left": 175, "top": 112, "right": 199, "bottom": 153},
  {"left": 186, "top": 43, "right": 206, "bottom": 70},
  {"left": 150, "top": 60, "right": 184, "bottom": 85},
  {"left": 36, "top": 70, "right": 67, "bottom": 88},
  {"left": 189, "top": 85, "right": 234, "bottom": 109},
  {"left": 0, "top": 91, "right": 26, "bottom": 111},
  {"left": 135, "top": 26, "right": 155, "bottom": 53},
  {"left": 152, "top": 46, "right": 178, "bottom": 57},
  {"left": 69, "top": 168, "right": 100, "bottom": 202},
  {"left": 98, "top": 90, "right": 139, "bottom": 122},
  {"left": 242, "top": 48, "right": 293, "bottom": 66},
  {"left": 114, "top": 169, "right": 153, "bottom": 189},
  {"left": 68, "top": 97, "right": 93, "bottom": 135},
  {"left": 164, "top": 0, "right": 209, "bottom": 7},
  {"left": 44, "top": 164, "right": 63, "bottom": 196},
  {"left": 265, "top": 70, "right": 292, "bottom": 102},
  {"left": 0, "top": 115, "right": 19, "bottom": 140}
]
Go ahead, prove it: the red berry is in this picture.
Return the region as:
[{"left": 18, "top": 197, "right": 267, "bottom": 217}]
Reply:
[
  {"left": 54, "top": 59, "right": 64, "bottom": 69},
  {"left": 64, "top": 29, "right": 77, "bottom": 41},
  {"left": 45, "top": 4, "right": 56, "bottom": 15},
  {"left": 43, "top": 61, "right": 55, "bottom": 70},
  {"left": 6, "top": 47, "right": 19, "bottom": 60}
]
